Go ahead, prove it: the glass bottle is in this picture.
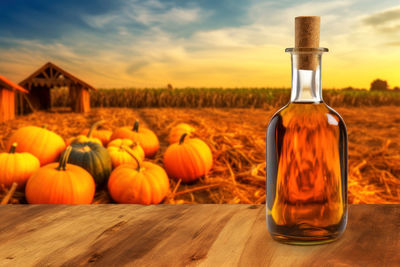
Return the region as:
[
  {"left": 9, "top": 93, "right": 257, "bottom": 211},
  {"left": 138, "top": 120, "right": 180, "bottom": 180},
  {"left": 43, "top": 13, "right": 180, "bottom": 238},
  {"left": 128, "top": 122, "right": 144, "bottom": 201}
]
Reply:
[{"left": 266, "top": 47, "right": 348, "bottom": 245}]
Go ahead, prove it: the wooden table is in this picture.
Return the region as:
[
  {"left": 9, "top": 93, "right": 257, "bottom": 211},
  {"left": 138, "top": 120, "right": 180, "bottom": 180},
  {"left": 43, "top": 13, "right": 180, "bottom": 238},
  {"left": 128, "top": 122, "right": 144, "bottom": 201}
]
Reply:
[{"left": 0, "top": 204, "right": 398, "bottom": 266}]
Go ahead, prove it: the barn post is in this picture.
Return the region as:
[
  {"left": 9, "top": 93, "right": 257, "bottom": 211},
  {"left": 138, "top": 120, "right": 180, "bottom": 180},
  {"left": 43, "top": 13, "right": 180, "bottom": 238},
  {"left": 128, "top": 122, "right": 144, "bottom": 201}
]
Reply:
[
  {"left": 9, "top": 89, "right": 15, "bottom": 120},
  {"left": 80, "top": 87, "right": 90, "bottom": 113},
  {"left": 18, "top": 91, "right": 24, "bottom": 115},
  {"left": 69, "top": 84, "right": 77, "bottom": 112},
  {"left": 0, "top": 88, "right": 3, "bottom": 123}
]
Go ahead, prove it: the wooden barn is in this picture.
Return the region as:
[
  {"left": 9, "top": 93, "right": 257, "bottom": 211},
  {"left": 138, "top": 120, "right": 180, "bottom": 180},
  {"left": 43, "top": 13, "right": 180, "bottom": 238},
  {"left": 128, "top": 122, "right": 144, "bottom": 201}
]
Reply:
[
  {"left": 0, "top": 75, "right": 28, "bottom": 123},
  {"left": 19, "top": 62, "right": 96, "bottom": 113}
]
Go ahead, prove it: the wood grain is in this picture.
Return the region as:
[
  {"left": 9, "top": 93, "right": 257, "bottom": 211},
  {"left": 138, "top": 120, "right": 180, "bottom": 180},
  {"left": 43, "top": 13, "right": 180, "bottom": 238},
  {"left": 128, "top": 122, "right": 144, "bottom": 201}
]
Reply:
[{"left": 0, "top": 205, "right": 398, "bottom": 267}]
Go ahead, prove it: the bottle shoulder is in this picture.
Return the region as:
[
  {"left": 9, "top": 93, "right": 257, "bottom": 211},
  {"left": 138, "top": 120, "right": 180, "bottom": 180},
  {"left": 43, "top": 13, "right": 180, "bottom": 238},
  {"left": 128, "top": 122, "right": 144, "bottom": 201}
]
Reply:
[
  {"left": 267, "top": 102, "right": 347, "bottom": 132},
  {"left": 267, "top": 104, "right": 289, "bottom": 128},
  {"left": 325, "top": 104, "right": 347, "bottom": 127},
  {"left": 268, "top": 102, "right": 293, "bottom": 120}
]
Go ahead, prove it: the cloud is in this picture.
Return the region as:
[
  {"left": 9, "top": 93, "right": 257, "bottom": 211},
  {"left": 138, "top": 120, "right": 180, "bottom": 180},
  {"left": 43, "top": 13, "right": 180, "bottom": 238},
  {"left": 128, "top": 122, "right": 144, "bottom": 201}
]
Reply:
[
  {"left": 141, "top": 0, "right": 165, "bottom": 9},
  {"left": 0, "top": 0, "right": 365, "bottom": 87},
  {"left": 126, "top": 60, "right": 149, "bottom": 74},
  {"left": 250, "top": 0, "right": 352, "bottom": 23},
  {"left": 385, "top": 41, "right": 400, "bottom": 46},
  {"left": 190, "top": 0, "right": 354, "bottom": 50},
  {"left": 133, "top": 7, "right": 202, "bottom": 25},
  {"left": 363, "top": 7, "right": 400, "bottom": 26},
  {"left": 362, "top": 6, "right": 400, "bottom": 35},
  {"left": 82, "top": 1, "right": 203, "bottom": 30},
  {"left": 0, "top": 0, "right": 209, "bottom": 87},
  {"left": 84, "top": 14, "right": 119, "bottom": 28}
]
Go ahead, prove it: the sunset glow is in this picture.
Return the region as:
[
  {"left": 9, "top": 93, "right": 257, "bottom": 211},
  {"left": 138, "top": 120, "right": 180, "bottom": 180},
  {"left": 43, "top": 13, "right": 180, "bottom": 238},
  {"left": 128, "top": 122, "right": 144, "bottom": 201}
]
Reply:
[{"left": 1, "top": 0, "right": 400, "bottom": 89}]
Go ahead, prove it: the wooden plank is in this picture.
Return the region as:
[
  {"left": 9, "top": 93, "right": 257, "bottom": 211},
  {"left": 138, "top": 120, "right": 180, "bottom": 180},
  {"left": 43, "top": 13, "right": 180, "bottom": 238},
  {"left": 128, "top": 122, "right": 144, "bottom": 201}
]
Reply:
[
  {"left": 80, "top": 88, "right": 90, "bottom": 113},
  {"left": 0, "top": 89, "right": 15, "bottom": 122},
  {"left": 70, "top": 85, "right": 91, "bottom": 113},
  {"left": 128, "top": 205, "right": 259, "bottom": 267},
  {"left": 197, "top": 205, "right": 261, "bottom": 267},
  {"left": 0, "top": 205, "right": 149, "bottom": 266},
  {"left": 30, "top": 78, "right": 71, "bottom": 87},
  {"left": 0, "top": 75, "right": 28, "bottom": 93},
  {"left": 239, "top": 205, "right": 400, "bottom": 267},
  {"left": 0, "top": 205, "right": 398, "bottom": 267},
  {"left": 23, "top": 93, "right": 36, "bottom": 113},
  {"left": 41, "top": 69, "right": 49, "bottom": 79},
  {"left": 52, "top": 69, "right": 61, "bottom": 79}
]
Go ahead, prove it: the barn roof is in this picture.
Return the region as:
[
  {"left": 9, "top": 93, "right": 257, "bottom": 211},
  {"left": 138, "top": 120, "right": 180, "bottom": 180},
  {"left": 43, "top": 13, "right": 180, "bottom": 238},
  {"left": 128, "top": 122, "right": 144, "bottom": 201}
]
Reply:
[
  {"left": 19, "top": 62, "right": 96, "bottom": 91},
  {"left": 0, "top": 75, "right": 28, "bottom": 93}
]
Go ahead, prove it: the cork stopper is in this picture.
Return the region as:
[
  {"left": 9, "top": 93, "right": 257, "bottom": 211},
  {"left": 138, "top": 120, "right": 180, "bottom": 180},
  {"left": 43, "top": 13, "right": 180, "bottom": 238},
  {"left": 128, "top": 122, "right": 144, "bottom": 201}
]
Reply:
[{"left": 294, "top": 16, "right": 320, "bottom": 70}]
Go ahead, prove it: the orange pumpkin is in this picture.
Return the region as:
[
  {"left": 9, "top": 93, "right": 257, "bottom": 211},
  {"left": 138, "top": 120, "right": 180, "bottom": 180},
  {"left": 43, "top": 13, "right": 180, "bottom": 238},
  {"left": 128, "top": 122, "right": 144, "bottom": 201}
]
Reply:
[
  {"left": 110, "top": 120, "right": 159, "bottom": 158},
  {"left": 107, "top": 139, "right": 145, "bottom": 169},
  {"left": 0, "top": 143, "right": 40, "bottom": 188},
  {"left": 7, "top": 126, "right": 66, "bottom": 166},
  {"left": 108, "top": 156, "right": 170, "bottom": 204},
  {"left": 80, "top": 120, "right": 112, "bottom": 146},
  {"left": 169, "top": 123, "right": 195, "bottom": 144},
  {"left": 163, "top": 133, "right": 213, "bottom": 183},
  {"left": 67, "top": 120, "right": 103, "bottom": 146},
  {"left": 25, "top": 146, "right": 95, "bottom": 204}
]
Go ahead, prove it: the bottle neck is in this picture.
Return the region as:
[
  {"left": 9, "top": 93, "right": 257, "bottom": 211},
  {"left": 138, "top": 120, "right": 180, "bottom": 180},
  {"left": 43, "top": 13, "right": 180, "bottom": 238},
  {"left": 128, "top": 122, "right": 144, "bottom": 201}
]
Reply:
[{"left": 289, "top": 50, "right": 324, "bottom": 103}]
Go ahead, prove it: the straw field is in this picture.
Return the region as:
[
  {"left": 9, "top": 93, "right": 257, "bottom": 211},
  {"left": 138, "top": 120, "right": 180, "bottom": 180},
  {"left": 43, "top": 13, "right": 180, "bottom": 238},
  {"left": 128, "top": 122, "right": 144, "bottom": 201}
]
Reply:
[{"left": 1, "top": 105, "right": 399, "bottom": 205}]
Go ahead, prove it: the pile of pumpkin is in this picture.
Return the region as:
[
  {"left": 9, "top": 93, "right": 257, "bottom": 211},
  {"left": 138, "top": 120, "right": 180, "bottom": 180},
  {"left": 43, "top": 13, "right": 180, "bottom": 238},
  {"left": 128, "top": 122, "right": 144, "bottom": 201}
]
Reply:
[{"left": 0, "top": 121, "right": 212, "bottom": 204}]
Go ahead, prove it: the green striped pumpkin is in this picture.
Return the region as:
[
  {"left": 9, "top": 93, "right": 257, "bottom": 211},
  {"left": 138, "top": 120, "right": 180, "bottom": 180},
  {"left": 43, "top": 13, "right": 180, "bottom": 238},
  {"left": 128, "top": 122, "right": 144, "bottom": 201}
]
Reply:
[{"left": 63, "top": 142, "right": 112, "bottom": 186}]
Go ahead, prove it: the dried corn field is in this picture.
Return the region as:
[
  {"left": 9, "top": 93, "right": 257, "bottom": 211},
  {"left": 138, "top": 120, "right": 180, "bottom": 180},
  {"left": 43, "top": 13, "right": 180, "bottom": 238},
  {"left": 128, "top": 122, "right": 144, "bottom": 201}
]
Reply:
[
  {"left": 50, "top": 88, "right": 400, "bottom": 109},
  {"left": 1, "top": 106, "right": 400, "bottom": 204}
]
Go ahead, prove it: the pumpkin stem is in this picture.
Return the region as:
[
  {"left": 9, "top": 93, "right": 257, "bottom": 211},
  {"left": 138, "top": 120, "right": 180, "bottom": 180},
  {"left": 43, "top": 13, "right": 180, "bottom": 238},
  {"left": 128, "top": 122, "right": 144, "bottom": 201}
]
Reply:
[
  {"left": 42, "top": 124, "right": 48, "bottom": 129},
  {"left": 121, "top": 145, "right": 141, "bottom": 171},
  {"left": 57, "top": 146, "right": 73, "bottom": 171},
  {"left": 133, "top": 120, "right": 139, "bottom": 132},
  {"left": 87, "top": 120, "right": 105, "bottom": 138},
  {"left": 179, "top": 133, "right": 188, "bottom": 144},
  {"left": 9, "top": 143, "right": 17, "bottom": 154}
]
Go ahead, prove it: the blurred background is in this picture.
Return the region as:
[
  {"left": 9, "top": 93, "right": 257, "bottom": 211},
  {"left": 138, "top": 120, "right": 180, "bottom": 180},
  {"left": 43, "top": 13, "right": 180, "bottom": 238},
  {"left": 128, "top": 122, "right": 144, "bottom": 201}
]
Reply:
[{"left": 0, "top": 0, "right": 399, "bottom": 205}]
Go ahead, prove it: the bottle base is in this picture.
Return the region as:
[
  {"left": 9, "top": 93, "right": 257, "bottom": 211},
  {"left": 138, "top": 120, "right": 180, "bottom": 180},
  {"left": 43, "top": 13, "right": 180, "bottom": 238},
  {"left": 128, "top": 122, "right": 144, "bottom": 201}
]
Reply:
[
  {"left": 266, "top": 213, "right": 347, "bottom": 246},
  {"left": 269, "top": 232, "right": 343, "bottom": 246}
]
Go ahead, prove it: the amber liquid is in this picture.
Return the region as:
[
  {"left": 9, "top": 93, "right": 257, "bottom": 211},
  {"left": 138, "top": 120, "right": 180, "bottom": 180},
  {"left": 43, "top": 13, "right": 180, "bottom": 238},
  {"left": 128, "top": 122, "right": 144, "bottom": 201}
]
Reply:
[{"left": 266, "top": 102, "right": 348, "bottom": 245}]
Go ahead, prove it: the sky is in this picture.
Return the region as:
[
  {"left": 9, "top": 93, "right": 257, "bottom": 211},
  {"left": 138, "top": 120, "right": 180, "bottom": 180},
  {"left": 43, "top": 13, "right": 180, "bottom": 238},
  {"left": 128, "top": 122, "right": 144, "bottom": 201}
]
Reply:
[{"left": 0, "top": 0, "right": 400, "bottom": 89}]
